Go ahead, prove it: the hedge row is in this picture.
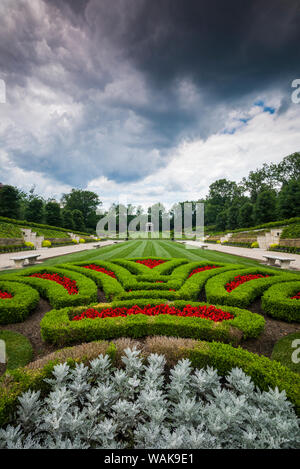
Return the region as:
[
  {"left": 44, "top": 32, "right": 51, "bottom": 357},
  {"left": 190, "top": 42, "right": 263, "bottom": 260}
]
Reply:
[
  {"left": 40, "top": 298, "right": 265, "bottom": 346},
  {"left": 262, "top": 281, "right": 300, "bottom": 322},
  {"left": 1, "top": 267, "right": 97, "bottom": 310},
  {"left": 0, "top": 216, "right": 92, "bottom": 237},
  {"left": 0, "top": 244, "right": 32, "bottom": 254},
  {"left": 0, "top": 338, "right": 299, "bottom": 428},
  {"left": 0, "top": 281, "right": 39, "bottom": 324},
  {"left": 205, "top": 267, "right": 298, "bottom": 308}
]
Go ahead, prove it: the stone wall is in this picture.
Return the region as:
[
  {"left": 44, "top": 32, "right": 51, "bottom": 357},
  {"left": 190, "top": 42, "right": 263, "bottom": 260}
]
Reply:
[
  {"left": 0, "top": 237, "right": 24, "bottom": 246},
  {"left": 279, "top": 238, "right": 300, "bottom": 248}
]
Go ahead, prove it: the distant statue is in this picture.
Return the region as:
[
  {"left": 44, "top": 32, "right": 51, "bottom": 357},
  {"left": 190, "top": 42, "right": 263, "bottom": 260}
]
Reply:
[{"left": 145, "top": 222, "right": 154, "bottom": 233}]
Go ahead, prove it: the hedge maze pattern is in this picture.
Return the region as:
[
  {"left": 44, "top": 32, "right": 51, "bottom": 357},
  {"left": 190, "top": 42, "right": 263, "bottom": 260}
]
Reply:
[{"left": 0, "top": 256, "right": 300, "bottom": 420}]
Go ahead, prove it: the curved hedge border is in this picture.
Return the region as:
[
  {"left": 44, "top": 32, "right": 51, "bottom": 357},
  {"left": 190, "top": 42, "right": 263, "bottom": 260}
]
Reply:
[
  {"left": 0, "top": 338, "right": 299, "bottom": 428},
  {"left": 262, "top": 281, "right": 300, "bottom": 322},
  {"left": 205, "top": 267, "right": 298, "bottom": 308},
  {"left": 1, "top": 267, "right": 97, "bottom": 310},
  {"left": 0, "top": 281, "right": 39, "bottom": 324},
  {"left": 40, "top": 298, "right": 265, "bottom": 346}
]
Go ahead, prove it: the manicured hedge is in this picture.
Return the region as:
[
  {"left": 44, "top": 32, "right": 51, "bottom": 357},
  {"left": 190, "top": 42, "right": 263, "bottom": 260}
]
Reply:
[
  {"left": 262, "top": 281, "right": 300, "bottom": 322},
  {"left": 0, "top": 338, "right": 299, "bottom": 428},
  {"left": 0, "top": 281, "right": 39, "bottom": 324},
  {"left": 1, "top": 267, "right": 97, "bottom": 310},
  {"left": 205, "top": 267, "right": 298, "bottom": 308},
  {"left": 40, "top": 299, "right": 264, "bottom": 346}
]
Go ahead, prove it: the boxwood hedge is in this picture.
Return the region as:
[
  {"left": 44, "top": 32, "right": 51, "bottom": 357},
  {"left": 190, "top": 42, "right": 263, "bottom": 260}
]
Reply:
[
  {"left": 205, "top": 267, "right": 298, "bottom": 308},
  {"left": 1, "top": 267, "right": 97, "bottom": 309},
  {"left": 262, "top": 281, "right": 300, "bottom": 322},
  {"left": 40, "top": 299, "right": 265, "bottom": 346},
  {"left": 0, "top": 281, "right": 39, "bottom": 324}
]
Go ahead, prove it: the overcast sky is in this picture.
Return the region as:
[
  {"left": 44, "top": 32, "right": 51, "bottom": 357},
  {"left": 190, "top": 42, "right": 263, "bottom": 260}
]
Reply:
[{"left": 0, "top": 0, "right": 300, "bottom": 209}]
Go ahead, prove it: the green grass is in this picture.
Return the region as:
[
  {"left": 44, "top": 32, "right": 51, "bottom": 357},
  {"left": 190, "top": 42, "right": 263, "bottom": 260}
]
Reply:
[
  {"left": 1, "top": 239, "right": 299, "bottom": 276},
  {"left": 272, "top": 332, "right": 300, "bottom": 374},
  {"left": 0, "top": 222, "right": 23, "bottom": 239},
  {"left": 0, "top": 330, "right": 33, "bottom": 370}
]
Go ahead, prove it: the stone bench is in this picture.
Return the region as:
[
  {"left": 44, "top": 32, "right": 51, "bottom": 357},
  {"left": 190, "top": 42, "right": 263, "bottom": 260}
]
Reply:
[
  {"left": 198, "top": 244, "right": 208, "bottom": 249},
  {"left": 10, "top": 254, "right": 41, "bottom": 268},
  {"left": 263, "top": 255, "right": 295, "bottom": 269},
  {"left": 93, "top": 244, "right": 102, "bottom": 249}
]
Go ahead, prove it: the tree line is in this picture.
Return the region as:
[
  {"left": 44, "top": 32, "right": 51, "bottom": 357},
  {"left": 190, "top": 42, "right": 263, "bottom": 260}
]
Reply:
[{"left": 0, "top": 152, "right": 299, "bottom": 234}]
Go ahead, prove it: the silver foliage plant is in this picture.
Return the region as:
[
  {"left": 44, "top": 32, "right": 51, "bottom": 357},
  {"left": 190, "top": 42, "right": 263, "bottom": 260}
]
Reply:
[{"left": 0, "top": 347, "right": 299, "bottom": 449}]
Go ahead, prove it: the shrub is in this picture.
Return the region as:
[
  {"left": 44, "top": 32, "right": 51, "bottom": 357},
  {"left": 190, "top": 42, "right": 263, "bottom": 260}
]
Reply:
[
  {"left": 251, "top": 242, "right": 259, "bottom": 248},
  {"left": 0, "top": 349, "right": 299, "bottom": 449},
  {"left": 41, "top": 240, "right": 51, "bottom": 248},
  {"left": 72, "top": 239, "right": 78, "bottom": 244},
  {"left": 262, "top": 281, "right": 300, "bottom": 322},
  {"left": 24, "top": 242, "right": 34, "bottom": 249},
  {"left": 1, "top": 267, "right": 97, "bottom": 310},
  {"left": 216, "top": 240, "right": 221, "bottom": 244},
  {"left": 79, "top": 238, "right": 85, "bottom": 244},
  {"left": 0, "top": 281, "right": 39, "bottom": 324},
  {"left": 269, "top": 243, "right": 279, "bottom": 250},
  {"left": 40, "top": 299, "right": 264, "bottom": 346},
  {"left": 205, "top": 268, "right": 297, "bottom": 308}
]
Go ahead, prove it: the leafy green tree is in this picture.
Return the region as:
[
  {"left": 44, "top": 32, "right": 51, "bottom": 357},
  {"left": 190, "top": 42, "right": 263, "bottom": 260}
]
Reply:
[
  {"left": 215, "top": 209, "right": 227, "bottom": 231},
  {"left": 62, "top": 209, "right": 74, "bottom": 230},
  {"left": 72, "top": 209, "right": 85, "bottom": 231},
  {"left": 254, "top": 189, "right": 277, "bottom": 224},
  {"left": 25, "top": 197, "right": 44, "bottom": 223},
  {"left": 278, "top": 180, "right": 300, "bottom": 219},
  {"left": 238, "top": 202, "right": 254, "bottom": 228},
  {"left": 0, "top": 185, "right": 21, "bottom": 219},
  {"left": 45, "top": 201, "right": 62, "bottom": 227},
  {"left": 270, "top": 152, "right": 300, "bottom": 183},
  {"left": 61, "top": 189, "right": 101, "bottom": 228}
]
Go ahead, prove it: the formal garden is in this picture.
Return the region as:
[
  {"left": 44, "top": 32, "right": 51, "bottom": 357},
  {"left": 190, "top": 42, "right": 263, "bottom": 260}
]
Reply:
[{"left": 0, "top": 239, "right": 299, "bottom": 448}]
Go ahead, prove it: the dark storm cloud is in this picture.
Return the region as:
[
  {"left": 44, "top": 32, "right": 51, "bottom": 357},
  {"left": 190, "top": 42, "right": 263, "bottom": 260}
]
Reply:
[
  {"left": 0, "top": 0, "right": 299, "bottom": 191},
  {"left": 84, "top": 0, "right": 300, "bottom": 98}
]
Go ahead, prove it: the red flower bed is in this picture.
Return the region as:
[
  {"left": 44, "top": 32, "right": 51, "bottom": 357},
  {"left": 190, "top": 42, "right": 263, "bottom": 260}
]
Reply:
[
  {"left": 83, "top": 264, "right": 116, "bottom": 278},
  {"left": 29, "top": 273, "right": 78, "bottom": 295},
  {"left": 0, "top": 291, "right": 13, "bottom": 299},
  {"left": 188, "top": 265, "right": 219, "bottom": 277},
  {"left": 135, "top": 259, "right": 166, "bottom": 268},
  {"left": 225, "top": 274, "right": 270, "bottom": 292},
  {"left": 72, "top": 303, "right": 234, "bottom": 322},
  {"left": 291, "top": 292, "right": 300, "bottom": 300}
]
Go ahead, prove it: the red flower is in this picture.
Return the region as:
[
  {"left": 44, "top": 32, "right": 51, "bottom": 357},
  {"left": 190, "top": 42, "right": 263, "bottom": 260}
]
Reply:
[
  {"left": 0, "top": 291, "right": 13, "bottom": 299},
  {"left": 29, "top": 273, "right": 78, "bottom": 295},
  {"left": 135, "top": 259, "right": 166, "bottom": 268},
  {"left": 291, "top": 292, "right": 300, "bottom": 300},
  {"left": 72, "top": 303, "right": 234, "bottom": 322},
  {"left": 225, "top": 273, "right": 270, "bottom": 292},
  {"left": 188, "top": 265, "right": 219, "bottom": 277},
  {"left": 83, "top": 264, "right": 116, "bottom": 278}
]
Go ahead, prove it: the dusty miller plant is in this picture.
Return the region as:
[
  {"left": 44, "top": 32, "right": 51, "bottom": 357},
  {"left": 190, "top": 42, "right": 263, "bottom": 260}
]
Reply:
[{"left": 0, "top": 347, "right": 299, "bottom": 449}]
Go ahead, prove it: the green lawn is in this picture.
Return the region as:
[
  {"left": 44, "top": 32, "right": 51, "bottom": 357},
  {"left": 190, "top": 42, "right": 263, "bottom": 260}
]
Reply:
[{"left": 1, "top": 239, "right": 299, "bottom": 275}]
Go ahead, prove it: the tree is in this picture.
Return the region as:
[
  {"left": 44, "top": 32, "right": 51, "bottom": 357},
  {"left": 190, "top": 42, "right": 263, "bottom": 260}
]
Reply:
[
  {"left": 270, "top": 152, "right": 300, "bottom": 183},
  {"left": 254, "top": 189, "right": 277, "bottom": 224},
  {"left": 0, "top": 185, "right": 21, "bottom": 219},
  {"left": 62, "top": 209, "right": 74, "bottom": 230},
  {"left": 72, "top": 209, "right": 85, "bottom": 231},
  {"left": 215, "top": 210, "right": 227, "bottom": 231},
  {"left": 61, "top": 189, "right": 101, "bottom": 228},
  {"left": 45, "top": 201, "right": 62, "bottom": 227},
  {"left": 238, "top": 202, "right": 254, "bottom": 228},
  {"left": 278, "top": 180, "right": 300, "bottom": 219},
  {"left": 25, "top": 197, "right": 44, "bottom": 223}
]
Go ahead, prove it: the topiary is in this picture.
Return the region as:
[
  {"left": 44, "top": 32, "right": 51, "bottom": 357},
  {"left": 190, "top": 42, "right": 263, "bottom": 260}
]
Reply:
[
  {"left": 24, "top": 241, "right": 35, "bottom": 249},
  {"left": 79, "top": 238, "right": 85, "bottom": 244},
  {"left": 72, "top": 239, "right": 78, "bottom": 244},
  {"left": 42, "top": 240, "right": 51, "bottom": 248},
  {"left": 251, "top": 241, "right": 259, "bottom": 248}
]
